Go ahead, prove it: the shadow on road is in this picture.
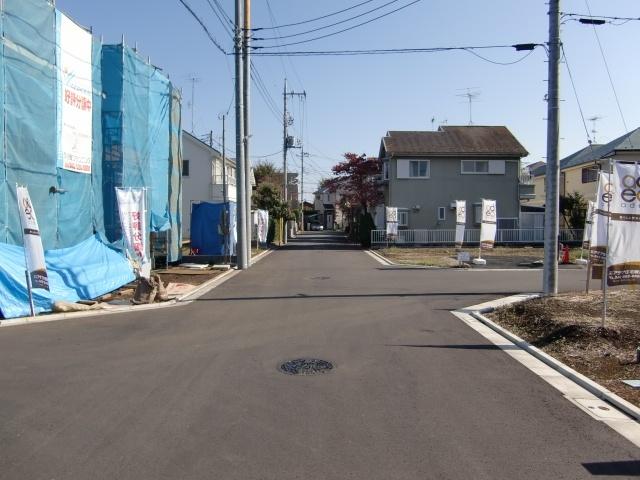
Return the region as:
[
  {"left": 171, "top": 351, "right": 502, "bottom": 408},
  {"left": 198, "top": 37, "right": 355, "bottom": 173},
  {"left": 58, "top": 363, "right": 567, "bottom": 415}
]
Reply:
[
  {"left": 387, "top": 344, "right": 520, "bottom": 351},
  {"left": 282, "top": 232, "right": 361, "bottom": 251},
  {"left": 582, "top": 460, "right": 640, "bottom": 476},
  {"left": 197, "top": 291, "right": 524, "bottom": 302}
]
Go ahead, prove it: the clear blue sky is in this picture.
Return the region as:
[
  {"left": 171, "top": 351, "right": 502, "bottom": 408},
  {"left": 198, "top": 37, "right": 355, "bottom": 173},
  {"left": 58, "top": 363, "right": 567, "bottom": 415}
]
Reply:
[{"left": 56, "top": 0, "right": 639, "bottom": 201}]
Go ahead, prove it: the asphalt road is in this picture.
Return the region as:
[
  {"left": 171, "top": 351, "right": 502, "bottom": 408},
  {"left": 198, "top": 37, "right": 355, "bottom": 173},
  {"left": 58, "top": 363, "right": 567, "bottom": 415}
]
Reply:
[{"left": 0, "top": 232, "right": 638, "bottom": 479}]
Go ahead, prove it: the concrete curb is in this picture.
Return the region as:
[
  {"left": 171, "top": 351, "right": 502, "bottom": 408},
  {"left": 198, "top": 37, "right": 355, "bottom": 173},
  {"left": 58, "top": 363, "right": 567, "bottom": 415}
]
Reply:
[
  {"left": 0, "top": 248, "right": 275, "bottom": 328},
  {"left": 463, "top": 294, "right": 640, "bottom": 424}
]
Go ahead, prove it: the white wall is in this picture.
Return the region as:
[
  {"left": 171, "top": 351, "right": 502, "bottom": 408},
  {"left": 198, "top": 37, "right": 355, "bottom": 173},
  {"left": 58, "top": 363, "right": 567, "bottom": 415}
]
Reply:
[{"left": 182, "top": 134, "right": 213, "bottom": 240}]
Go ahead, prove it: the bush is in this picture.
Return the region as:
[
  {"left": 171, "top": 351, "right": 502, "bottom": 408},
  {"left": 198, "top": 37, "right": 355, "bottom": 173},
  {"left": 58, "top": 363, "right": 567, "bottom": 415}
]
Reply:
[
  {"left": 358, "top": 213, "right": 375, "bottom": 248},
  {"left": 267, "top": 218, "right": 276, "bottom": 243}
]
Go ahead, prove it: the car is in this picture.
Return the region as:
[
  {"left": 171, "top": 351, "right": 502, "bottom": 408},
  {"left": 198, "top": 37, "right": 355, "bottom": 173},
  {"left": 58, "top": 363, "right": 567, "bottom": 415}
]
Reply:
[{"left": 310, "top": 223, "right": 324, "bottom": 231}]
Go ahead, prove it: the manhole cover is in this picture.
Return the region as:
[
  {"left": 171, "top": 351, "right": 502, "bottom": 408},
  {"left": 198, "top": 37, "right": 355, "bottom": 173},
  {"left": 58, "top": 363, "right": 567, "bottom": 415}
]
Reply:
[
  {"left": 279, "top": 358, "right": 334, "bottom": 375},
  {"left": 311, "top": 276, "right": 331, "bottom": 280}
]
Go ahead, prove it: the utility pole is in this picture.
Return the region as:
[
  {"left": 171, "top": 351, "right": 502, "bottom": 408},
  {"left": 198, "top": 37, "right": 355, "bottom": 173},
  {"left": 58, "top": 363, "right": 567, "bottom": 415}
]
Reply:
[
  {"left": 220, "top": 114, "right": 227, "bottom": 203},
  {"left": 543, "top": 0, "right": 561, "bottom": 295},
  {"left": 234, "top": 0, "right": 247, "bottom": 269},
  {"left": 282, "top": 79, "right": 288, "bottom": 245},
  {"left": 299, "top": 148, "right": 309, "bottom": 231},
  {"left": 282, "top": 79, "right": 306, "bottom": 244},
  {"left": 243, "top": 0, "right": 252, "bottom": 262}
]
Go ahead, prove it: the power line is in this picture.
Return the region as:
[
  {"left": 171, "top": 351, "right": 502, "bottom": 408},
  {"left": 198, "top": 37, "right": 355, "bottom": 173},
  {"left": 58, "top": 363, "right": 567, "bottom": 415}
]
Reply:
[
  {"left": 177, "top": 0, "right": 227, "bottom": 54},
  {"left": 249, "top": 43, "right": 543, "bottom": 57},
  {"left": 253, "top": 0, "right": 423, "bottom": 49},
  {"left": 252, "top": 0, "right": 379, "bottom": 30},
  {"left": 253, "top": 0, "right": 402, "bottom": 40},
  {"left": 204, "top": 0, "right": 234, "bottom": 38},
  {"left": 560, "top": 44, "right": 593, "bottom": 147},
  {"left": 583, "top": 0, "right": 630, "bottom": 144}
]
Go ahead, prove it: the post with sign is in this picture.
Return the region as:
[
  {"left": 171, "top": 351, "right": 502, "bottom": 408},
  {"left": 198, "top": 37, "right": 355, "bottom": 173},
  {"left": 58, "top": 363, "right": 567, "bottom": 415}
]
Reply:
[
  {"left": 474, "top": 199, "right": 496, "bottom": 265},
  {"left": 16, "top": 185, "right": 50, "bottom": 316}
]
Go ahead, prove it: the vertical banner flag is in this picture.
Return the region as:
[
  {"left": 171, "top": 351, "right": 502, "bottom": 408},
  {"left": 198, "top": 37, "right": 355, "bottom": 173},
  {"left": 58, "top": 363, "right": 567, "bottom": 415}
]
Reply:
[
  {"left": 58, "top": 13, "right": 93, "bottom": 173},
  {"left": 480, "top": 199, "right": 497, "bottom": 249},
  {"left": 116, "top": 188, "right": 150, "bottom": 276},
  {"left": 256, "top": 209, "right": 269, "bottom": 243},
  {"left": 590, "top": 171, "right": 610, "bottom": 272},
  {"left": 16, "top": 186, "right": 50, "bottom": 290},
  {"left": 455, "top": 200, "right": 466, "bottom": 248},
  {"left": 385, "top": 207, "right": 398, "bottom": 236},
  {"left": 582, "top": 200, "right": 595, "bottom": 249},
  {"left": 606, "top": 163, "right": 640, "bottom": 286}
]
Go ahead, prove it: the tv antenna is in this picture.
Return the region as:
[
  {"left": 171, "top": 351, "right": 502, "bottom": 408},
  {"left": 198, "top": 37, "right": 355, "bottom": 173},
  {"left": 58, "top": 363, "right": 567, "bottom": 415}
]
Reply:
[
  {"left": 587, "top": 115, "right": 603, "bottom": 143},
  {"left": 187, "top": 75, "right": 200, "bottom": 133},
  {"left": 457, "top": 88, "right": 481, "bottom": 125}
]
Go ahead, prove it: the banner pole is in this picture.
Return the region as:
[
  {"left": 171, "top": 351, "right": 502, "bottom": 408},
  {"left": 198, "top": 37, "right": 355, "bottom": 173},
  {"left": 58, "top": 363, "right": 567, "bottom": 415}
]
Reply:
[
  {"left": 602, "top": 158, "right": 613, "bottom": 328},
  {"left": 16, "top": 184, "right": 36, "bottom": 317},
  {"left": 24, "top": 270, "right": 35, "bottom": 317}
]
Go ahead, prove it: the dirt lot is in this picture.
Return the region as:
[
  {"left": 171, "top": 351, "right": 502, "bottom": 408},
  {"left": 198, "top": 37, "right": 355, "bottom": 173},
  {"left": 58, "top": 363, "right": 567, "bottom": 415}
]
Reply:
[
  {"left": 378, "top": 246, "right": 583, "bottom": 268},
  {"left": 488, "top": 289, "right": 640, "bottom": 408},
  {"left": 102, "top": 268, "right": 224, "bottom": 305}
]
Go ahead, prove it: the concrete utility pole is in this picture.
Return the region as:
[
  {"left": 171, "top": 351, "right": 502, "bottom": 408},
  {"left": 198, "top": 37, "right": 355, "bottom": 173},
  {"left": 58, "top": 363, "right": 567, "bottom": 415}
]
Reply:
[
  {"left": 234, "top": 0, "right": 247, "bottom": 269},
  {"left": 243, "top": 0, "right": 252, "bottom": 262},
  {"left": 282, "top": 80, "right": 306, "bottom": 244},
  {"left": 220, "top": 114, "right": 227, "bottom": 203},
  {"left": 299, "top": 148, "right": 309, "bottom": 231},
  {"left": 282, "top": 79, "right": 289, "bottom": 245},
  {"left": 543, "top": 0, "right": 561, "bottom": 295}
]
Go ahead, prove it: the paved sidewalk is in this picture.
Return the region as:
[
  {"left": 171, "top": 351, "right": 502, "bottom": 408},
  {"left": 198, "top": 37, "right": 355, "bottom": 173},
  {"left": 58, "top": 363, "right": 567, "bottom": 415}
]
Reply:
[{"left": 0, "top": 231, "right": 637, "bottom": 479}]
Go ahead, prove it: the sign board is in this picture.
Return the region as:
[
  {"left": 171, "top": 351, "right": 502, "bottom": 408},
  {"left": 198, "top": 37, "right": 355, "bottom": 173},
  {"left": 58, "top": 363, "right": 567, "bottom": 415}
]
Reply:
[
  {"left": 605, "top": 163, "right": 640, "bottom": 286},
  {"left": 58, "top": 13, "right": 93, "bottom": 173},
  {"left": 116, "top": 188, "right": 150, "bottom": 277},
  {"left": 480, "top": 199, "right": 497, "bottom": 249},
  {"left": 455, "top": 200, "right": 466, "bottom": 248},
  {"left": 385, "top": 207, "right": 398, "bottom": 236},
  {"left": 457, "top": 251, "right": 470, "bottom": 262},
  {"left": 17, "top": 186, "right": 49, "bottom": 290}
]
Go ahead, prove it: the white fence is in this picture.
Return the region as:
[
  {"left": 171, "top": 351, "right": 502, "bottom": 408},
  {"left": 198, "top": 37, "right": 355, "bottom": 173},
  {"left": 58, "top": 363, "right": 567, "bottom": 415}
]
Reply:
[{"left": 371, "top": 228, "right": 583, "bottom": 245}]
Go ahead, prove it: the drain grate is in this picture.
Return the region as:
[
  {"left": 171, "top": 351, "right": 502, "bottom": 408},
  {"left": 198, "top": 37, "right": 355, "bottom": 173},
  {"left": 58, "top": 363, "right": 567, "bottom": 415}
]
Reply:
[{"left": 279, "top": 358, "right": 334, "bottom": 375}]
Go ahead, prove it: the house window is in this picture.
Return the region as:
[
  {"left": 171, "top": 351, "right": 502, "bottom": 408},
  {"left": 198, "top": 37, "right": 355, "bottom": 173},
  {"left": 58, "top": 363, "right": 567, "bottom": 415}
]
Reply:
[
  {"left": 383, "top": 161, "right": 389, "bottom": 180},
  {"left": 582, "top": 166, "right": 598, "bottom": 183},
  {"left": 409, "top": 160, "right": 429, "bottom": 178},
  {"left": 398, "top": 209, "right": 409, "bottom": 227},
  {"left": 182, "top": 159, "right": 190, "bottom": 177},
  {"left": 461, "top": 160, "right": 489, "bottom": 174},
  {"left": 437, "top": 207, "right": 446, "bottom": 221}
]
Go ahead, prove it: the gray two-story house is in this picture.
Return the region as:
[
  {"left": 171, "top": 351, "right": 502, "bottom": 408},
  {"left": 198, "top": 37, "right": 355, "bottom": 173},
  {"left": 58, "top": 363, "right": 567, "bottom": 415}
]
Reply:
[{"left": 378, "top": 126, "right": 529, "bottom": 230}]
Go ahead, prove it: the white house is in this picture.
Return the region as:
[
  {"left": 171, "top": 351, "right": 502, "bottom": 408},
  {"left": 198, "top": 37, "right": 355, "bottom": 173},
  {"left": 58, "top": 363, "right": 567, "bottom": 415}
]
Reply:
[{"left": 181, "top": 131, "right": 237, "bottom": 240}]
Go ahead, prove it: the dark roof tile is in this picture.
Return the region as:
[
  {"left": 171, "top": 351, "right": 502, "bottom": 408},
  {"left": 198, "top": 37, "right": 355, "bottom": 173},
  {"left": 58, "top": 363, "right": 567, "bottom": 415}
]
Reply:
[{"left": 382, "top": 126, "right": 528, "bottom": 157}]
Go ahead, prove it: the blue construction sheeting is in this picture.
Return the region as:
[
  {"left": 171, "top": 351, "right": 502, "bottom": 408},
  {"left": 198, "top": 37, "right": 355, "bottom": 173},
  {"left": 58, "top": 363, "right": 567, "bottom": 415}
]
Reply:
[
  {"left": 101, "top": 44, "right": 183, "bottom": 261},
  {"left": 0, "top": 1, "right": 182, "bottom": 260},
  {"left": 0, "top": 235, "right": 135, "bottom": 319},
  {"left": 190, "top": 202, "right": 237, "bottom": 256},
  {"left": 0, "top": 0, "right": 106, "bottom": 249}
]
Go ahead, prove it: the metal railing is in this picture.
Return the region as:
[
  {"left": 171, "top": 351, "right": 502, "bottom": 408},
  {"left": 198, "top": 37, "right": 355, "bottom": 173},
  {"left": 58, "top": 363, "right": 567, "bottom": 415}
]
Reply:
[{"left": 371, "top": 228, "right": 583, "bottom": 245}]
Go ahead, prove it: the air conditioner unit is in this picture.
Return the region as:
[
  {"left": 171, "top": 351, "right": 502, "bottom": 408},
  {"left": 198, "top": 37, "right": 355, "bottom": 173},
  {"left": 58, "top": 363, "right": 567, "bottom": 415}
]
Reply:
[{"left": 450, "top": 202, "right": 456, "bottom": 209}]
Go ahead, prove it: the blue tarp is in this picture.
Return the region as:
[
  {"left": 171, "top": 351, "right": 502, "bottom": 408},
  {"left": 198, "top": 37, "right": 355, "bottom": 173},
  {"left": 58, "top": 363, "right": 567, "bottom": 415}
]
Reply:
[
  {"left": 190, "top": 202, "right": 237, "bottom": 256},
  {"left": 0, "top": 234, "right": 135, "bottom": 319}
]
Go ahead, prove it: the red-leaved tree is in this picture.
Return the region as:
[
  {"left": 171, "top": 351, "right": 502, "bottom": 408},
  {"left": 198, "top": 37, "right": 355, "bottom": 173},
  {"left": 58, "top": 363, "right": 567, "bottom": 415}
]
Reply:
[{"left": 325, "top": 153, "right": 382, "bottom": 214}]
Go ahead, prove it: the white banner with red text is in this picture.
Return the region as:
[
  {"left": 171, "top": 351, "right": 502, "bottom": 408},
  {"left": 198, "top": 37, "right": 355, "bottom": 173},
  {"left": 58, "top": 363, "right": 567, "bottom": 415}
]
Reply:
[
  {"left": 58, "top": 13, "right": 93, "bottom": 173},
  {"left": 116, "top": 188, "right": 150, "bottom": 277}
]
